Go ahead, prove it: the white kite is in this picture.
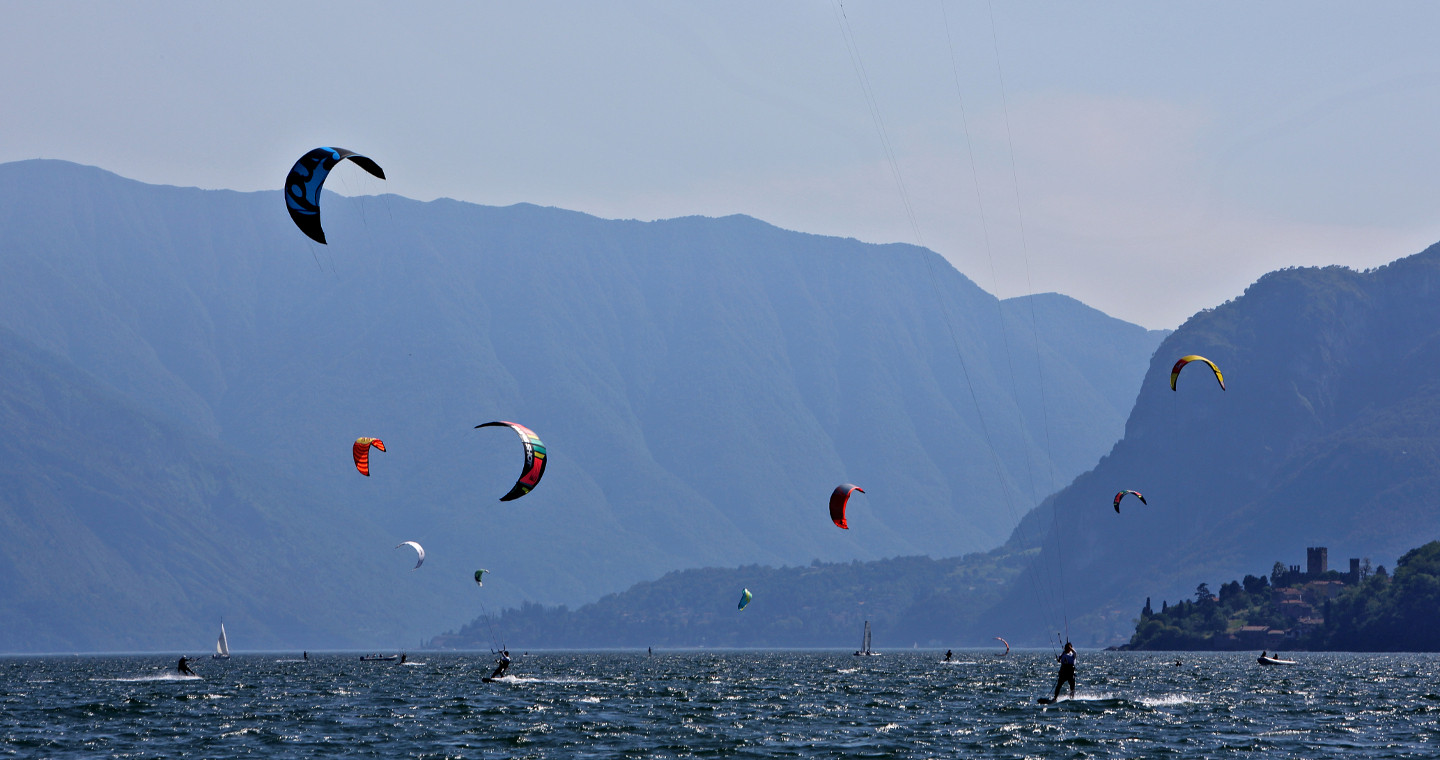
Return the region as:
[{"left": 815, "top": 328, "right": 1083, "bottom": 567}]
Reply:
[{"left": 396, "top": 541, "right": 425, "bottom": 570}]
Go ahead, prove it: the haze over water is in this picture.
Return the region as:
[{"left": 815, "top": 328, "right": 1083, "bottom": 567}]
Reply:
[{"left": 5, "top": 650, "right": 1437, "bottom": 758}]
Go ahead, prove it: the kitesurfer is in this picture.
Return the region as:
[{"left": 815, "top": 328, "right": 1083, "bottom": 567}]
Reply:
[
  {"left": 489, "top": 650, "right": 511, "bottom": 679},
  {"left": 177, "top": 656, "right": 195, "bottom": 676},
  {"left": 400, "top": 653, "right": 407, "bottom": 664},
  {"left": 303, "top": 651, "right": 308, "bottom": 661},
  {"left": 1052, "top": 642, "right": 1077, "bottom": 701},
  {"left": 944, "top": 650, "right": 953, "bottom": 662}
]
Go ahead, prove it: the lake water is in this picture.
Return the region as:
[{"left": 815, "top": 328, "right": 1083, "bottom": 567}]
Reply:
[{"left": 3, "top": 650, "right": 1438, "bottom": 758}]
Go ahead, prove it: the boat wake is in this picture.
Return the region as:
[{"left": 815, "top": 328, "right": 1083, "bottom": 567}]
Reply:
[
  {"left": 1138, "top": 693, "right": 1195, "bottom": 707},
  {"left": 488, "top": 675, "right": 603, "bottom": 685},
  {"left": 99, "top": 673, "right": 202, "bottom": 682},
  {"left": 1040, "top": 691, "right": 1195, "bottom": 709},
  {"left": 1067, "top": 692, "right": 1118, "bottom": 702}
]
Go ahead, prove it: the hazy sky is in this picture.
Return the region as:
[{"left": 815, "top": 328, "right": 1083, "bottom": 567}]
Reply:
[{"left": 4, "top": 1, "right": 1439, "bottom": 328}]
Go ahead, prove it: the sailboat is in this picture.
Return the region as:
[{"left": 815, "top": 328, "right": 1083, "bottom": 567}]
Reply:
[
  {"left": 212, "top": 623, "right": 231, "bottom": 660},
  {"left": 853, "top": 620, "right": 880, "bottom": 656}
]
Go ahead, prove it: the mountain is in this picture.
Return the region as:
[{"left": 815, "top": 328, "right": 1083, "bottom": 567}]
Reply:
[
  {"left": 989, "top": 249, "right": 1440, "bottom": 646},
  {"left": 0, "top": 326, "right": 417, "bottom": 651},
  {"left": 0, "top": 159, "right": 1163, "bottom": 651},
  {"left": 430, "top": 548, "right": 1032, "bottom": 650}
]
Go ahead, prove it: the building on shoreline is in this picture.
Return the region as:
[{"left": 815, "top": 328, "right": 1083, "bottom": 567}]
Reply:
[
  {"left": 1231, "top": 546, "right": 1363, "bottom": 645},
  {"left": 1133, "top": 546, "right": 1373, "bottom": 650}
]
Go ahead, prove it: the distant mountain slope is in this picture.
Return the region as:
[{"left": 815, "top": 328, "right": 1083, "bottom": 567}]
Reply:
[
  {"left": 989, "top": 250, "right": 1440, "bottom": 646},
  {"left": 0, "top": 160, "right": 1163, "bottom": 650},
  {"left": 0, "top": 327, "right": 422, "bottom": 651},
  {"left": 431, "top": 548, "right": 1033, "bottom": 650}
]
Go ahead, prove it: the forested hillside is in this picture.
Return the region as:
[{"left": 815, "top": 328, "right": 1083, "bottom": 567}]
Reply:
[{"left": 991, "top": 247, "right": 1440, "bottom": 645}]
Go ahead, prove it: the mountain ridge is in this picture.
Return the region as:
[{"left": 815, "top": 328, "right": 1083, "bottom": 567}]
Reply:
[{"left": 0, "top": 159, "right": 1163, "bottom": 651}]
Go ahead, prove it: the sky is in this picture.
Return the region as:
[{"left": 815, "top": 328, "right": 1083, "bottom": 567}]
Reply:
[{"left": 4, "top": 1, "right": 1440, "bottom": 329}]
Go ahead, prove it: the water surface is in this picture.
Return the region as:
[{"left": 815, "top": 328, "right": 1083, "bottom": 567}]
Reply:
[{"left": 3, "top": 650, "right": 1437, "bottom": 758}]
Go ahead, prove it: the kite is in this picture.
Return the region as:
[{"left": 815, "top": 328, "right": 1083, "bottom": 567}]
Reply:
[
  {"left": 1170, "top": 355, "right": 1225, "bottom": 391},
  {"left": 829, "top": 484, "right": 865, "bottom": 530},
  {"left": 1113, "top": 490, "right": 1147, "bottom": 513},
  {"left": 474, "top": 569, "right": 488, "bottom": 586},
  {"left": 994, "top": 637, "right": 1009, "bottom": 656},
  {"left": 353, "top": 437, "right": 385, "bottom": 477},
  {"left": 475, "top": 421, "right": 547, "bottom": 501},
  {"left": 396, "top": 541, "right": 424, "bottom": 570},
  {"left": 738, "top": 588, "right": 753, "bottom": 610},
  {"left": 284, "top": 147, "right": 385, "bottom": 244}
]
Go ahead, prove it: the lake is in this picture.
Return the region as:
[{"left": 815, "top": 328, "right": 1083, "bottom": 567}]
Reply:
[{"left": 3, "top": 650, "right": 1437, "bottom": 758}]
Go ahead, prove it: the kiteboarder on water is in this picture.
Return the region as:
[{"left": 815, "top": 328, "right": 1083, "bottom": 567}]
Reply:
[
  {"left": 944, "top": 650, "right": 953, "bottom": 662},
  {"left": 489, "top": 650, "right": 511, "bottom": 680},
  {"left": 177, "top": 656, "right": 195, "bottom": 676},
  {"left": 1051, "top": 642, "right": 1077, "bottom": 701}
]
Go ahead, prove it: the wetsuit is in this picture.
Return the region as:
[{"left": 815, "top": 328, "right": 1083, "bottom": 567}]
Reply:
[
  {"left": 177, "top": 657, "right": 194, "bottom": 676},
  {"left": 944, "top": 650, "right": 953, "bottom": 661},
  {"left": 1052, "top": 649, "right": 1076, "bottom": 700},
  {"left": 489, "top": 653, "right": 511, "bottom": 679}
]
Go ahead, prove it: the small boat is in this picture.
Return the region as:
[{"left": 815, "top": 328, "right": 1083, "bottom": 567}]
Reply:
[
  {"left": 212, "top": 623, "right": 231, "bottom": 660},
  {"left": 1257, "top": 654, "right": 1297, "bottom": 665},
  {"left": 359, "top": 654, "right": 399, "bottom": 661},
  {"left": 853, "top": 620, "right": 880, "bottom": 656}
]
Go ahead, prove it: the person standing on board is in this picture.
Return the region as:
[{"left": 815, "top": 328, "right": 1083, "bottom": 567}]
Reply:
[
  {"left": 1052, "top": 642, "right": 1077, "bottom": 701},
  {"left": 489, "top": 650, "right": 511, "bottom": 679}
]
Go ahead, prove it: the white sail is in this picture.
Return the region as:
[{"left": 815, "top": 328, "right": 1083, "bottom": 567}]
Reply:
[
  {"left": 216, "top": 623, "right": 230, "bottom": 657},
  {"left": 862, "top": 621, "right": 871, "bottom": 654}
]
